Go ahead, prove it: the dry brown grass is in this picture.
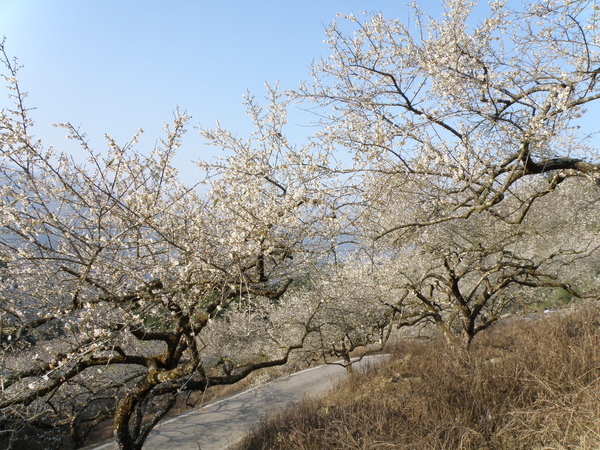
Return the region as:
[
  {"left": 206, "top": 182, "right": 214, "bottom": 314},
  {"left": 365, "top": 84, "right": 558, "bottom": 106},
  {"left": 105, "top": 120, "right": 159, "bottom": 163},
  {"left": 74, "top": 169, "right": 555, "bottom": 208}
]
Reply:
[{"left": 234, "top": 302, "right": 600, "bottom": 449}]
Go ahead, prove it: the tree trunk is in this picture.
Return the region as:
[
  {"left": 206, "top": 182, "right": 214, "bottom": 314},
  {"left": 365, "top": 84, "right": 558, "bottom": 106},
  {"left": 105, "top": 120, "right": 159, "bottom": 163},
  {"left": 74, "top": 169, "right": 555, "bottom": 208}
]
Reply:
[{"left": 113, "top": 377, "right": 155, "bottom": 450}]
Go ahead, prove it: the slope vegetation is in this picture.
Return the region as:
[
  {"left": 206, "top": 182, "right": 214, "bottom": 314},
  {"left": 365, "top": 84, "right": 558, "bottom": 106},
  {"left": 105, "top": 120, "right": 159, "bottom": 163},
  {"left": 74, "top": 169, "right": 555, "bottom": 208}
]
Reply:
[{"left": 237, "top": 302, "right": 600, "bottom": 449}]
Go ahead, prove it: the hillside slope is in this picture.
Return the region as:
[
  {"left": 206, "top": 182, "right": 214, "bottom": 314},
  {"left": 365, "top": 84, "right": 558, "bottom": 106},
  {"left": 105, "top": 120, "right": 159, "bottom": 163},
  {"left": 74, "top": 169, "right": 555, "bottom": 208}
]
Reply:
[{"left": 236, "top": 302, "right": 600, "bottom": 449}]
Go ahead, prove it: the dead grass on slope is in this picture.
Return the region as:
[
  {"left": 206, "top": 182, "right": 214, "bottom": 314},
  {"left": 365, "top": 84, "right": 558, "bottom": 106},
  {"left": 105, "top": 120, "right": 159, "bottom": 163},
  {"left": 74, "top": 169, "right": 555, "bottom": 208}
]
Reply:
[{"left": 235, "top": 302, "right": 600, "bottom": 449}]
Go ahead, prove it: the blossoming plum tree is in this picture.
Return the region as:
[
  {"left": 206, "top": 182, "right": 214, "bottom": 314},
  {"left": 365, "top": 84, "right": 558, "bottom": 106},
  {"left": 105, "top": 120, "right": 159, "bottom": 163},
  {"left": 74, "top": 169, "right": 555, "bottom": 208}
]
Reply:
[
  {"left": 0, "top": 47, "right": 336, "bottom": 449},
  {"left": 301, "top": 0, "right": 600, "bottom": 232},
  {"left": 292, "top": 255, "right": 398, "bottom": 372},
  {"left": 298, "top": 0, "right": 600, "bottom": 347},
  {"left": 376, "top": 187, "right": 600, "bottom": 349}
]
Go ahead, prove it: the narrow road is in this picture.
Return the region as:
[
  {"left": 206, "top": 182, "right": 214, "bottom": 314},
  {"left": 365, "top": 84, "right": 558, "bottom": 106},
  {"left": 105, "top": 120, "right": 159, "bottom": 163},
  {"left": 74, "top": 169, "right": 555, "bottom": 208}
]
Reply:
[{"left": 92, "top": 354, "right": 389, "bottom": 450}]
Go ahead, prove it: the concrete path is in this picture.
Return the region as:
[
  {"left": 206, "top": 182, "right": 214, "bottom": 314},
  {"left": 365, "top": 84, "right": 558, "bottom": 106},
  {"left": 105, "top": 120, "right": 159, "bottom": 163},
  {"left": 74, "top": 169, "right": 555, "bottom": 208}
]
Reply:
[{"left": 92, "top": 354, "right": 388, "bottom": 450}]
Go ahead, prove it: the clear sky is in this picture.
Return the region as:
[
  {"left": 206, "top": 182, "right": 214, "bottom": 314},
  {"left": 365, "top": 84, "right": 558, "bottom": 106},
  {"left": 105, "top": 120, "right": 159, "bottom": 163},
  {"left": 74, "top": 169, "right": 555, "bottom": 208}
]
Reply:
[
  {"left": 1, "top": 1, "right": 598, "bottom": 182},
  {"left": 0, "top": 1, "right": 416, "bottom": 181}
]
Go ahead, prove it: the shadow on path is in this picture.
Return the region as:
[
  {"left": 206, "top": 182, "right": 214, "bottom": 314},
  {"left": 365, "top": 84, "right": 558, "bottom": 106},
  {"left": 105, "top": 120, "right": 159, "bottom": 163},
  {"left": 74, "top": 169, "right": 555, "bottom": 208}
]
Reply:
[{"left": 91, "top": 354, "right": 390, "bottom": 450}]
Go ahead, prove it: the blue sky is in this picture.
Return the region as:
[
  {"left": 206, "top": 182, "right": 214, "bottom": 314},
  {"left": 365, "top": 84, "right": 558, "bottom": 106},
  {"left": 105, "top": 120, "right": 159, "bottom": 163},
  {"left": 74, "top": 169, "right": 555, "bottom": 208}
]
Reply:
[
  {"left": 0, "top": 1, "right": 416, "bottom": 181},
  {"left": 1, "top": 1, "right": 599, "bottom": 183}
]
